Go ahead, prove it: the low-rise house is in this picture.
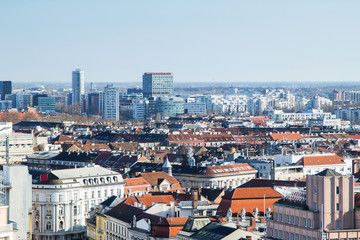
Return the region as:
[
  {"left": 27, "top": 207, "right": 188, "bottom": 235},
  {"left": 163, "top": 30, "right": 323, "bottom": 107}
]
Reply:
[
  {"left": 123, "top": 177, "right": 152, "bottom": 198},
  {"left": 140, "top": 171, "right": 183, "bottom": 193},
  {"left": 297, "top": 154, "right": 352, "bottom": 175}
]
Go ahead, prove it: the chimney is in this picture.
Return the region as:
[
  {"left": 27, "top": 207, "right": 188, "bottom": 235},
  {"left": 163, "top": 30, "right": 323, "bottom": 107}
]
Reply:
[
  {"left": 191, "top": 189, "right": 199, "bottom": 209},
  {"left": 250, "top": 217, "right": 256, "bottom": 228}
]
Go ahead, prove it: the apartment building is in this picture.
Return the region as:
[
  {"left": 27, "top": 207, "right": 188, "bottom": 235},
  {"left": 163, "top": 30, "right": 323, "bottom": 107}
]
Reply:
[
  {"left": 31, "top": 166, "right": 125, "bottom": 240},
  {"left": 267, "top": 169, "right": 358, "bottom": 240}
]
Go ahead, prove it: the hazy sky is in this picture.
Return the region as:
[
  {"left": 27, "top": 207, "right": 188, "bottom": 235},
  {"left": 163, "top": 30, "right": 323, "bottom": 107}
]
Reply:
[{"left": 1, "top": 1, "right": 360, "bottom": 83}]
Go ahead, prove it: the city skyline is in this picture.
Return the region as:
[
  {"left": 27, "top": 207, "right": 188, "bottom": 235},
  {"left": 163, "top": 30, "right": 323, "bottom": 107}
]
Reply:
[{"left": 1, "top": 1, "right": 360, "bottom": 83}]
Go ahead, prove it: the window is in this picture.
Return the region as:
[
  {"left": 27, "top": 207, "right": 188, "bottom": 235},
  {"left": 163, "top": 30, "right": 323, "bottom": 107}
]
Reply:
[
  {"left": 46, "top": 207, "right": 52, "bottom": 216},
  {"left": 59, "top": 221, "right": 64, "bottom": 230},
  {"left": 35, "top": 221, "right": 39, "bottom": 229},
  {"left": 35, "top": 194, "right": 39, "bottom": 201},
  {"left": 308, "top": 219, "right": 312, "bottom": 228},
  {"left": 304, "top": 218, "right": 307, "bottom": 227},
  {"left": 46, "top": 194, "right": 52, "bottom": 202},
  {"left": 314, "top": 185, "right": 317, "bottom": 194},
  {"left": 73, "top": 193, "right": 78, "bottom": 201},
  {"left": 91, "top": 191, "right": 95, "bottom": 198},
  {"left": 84, "top": 191, "right": 88, "bottom": 199},
  {"left": 314, "top": 202, "right": 317, "bottom": 211},
  {"left": 46, "top": 221, "right": 52, "bottom": 230},
  {"left": 291, "top": 216, "right": 295, "bottom": 225},
  {"left": 336, "top": 220, "right": 340, "bottom": 229},
  {"left": 336, "top": 203, "right": 340, "bottom": 211},
  {"left": 74, "top": 206, "right": 78, "bottom": 215},
  {"left": 104, "top": 190, "right": 108, "bottom": 197},
  {"left": 336, "top": 186, "right": 340, "bottom": 194},
  {"left": 275, "top": 213, "right": 278, "bottom": 221},
  {"left": 98, "top": 190, "right": 101, "bottom": 198},
  {"left": 280, "top": 214, "right": 283, "bottom": 222},
  {"left": 59, "top": 194, "right": 64, "bottom": 202},
  {"left": 59, "top": 206, "right": 64, "bottom": 215},
  {"left": 85, "top": 202, "right": 89, "bottom": 212}
]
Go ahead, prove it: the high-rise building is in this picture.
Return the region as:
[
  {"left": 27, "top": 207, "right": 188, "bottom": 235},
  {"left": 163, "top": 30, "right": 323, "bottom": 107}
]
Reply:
[
  {"left": 142, "top": 72, "right": 173, "bottom": 98},
  {"left": 87, "top": 92, "right": 104, "bottom": 116},
  {"left": 0, "top": 81, "right": 12, "bottom": 100},
  {"left": 72, "top": 69, "right": 84, "bottom": 105},
  {"left": 104, "top": 84, "right": 119, "bottom": 121}
]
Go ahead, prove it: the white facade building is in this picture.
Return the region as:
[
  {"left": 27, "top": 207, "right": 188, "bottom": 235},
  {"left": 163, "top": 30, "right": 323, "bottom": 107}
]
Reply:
[
  {"left": 268, "top": 109, "right": 333, "bottom": 121},
  {"left": 104, "top": 84, "right": 119, "bottom": 121},
  {"left": 32, "top": 166, "right": 125, "bottom": 240},
  {"left": 72, "top": 69, "right": 85, "bottom": 105}
]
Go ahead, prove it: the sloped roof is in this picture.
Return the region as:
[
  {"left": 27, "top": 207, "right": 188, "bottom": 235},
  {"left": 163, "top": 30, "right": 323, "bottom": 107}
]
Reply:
[
  {"left": 188, "top": 222, "right": 237, "bottom": 240},
  {"left": 106, "top": 202, "right": 144, "bottom": 223},
  {"left": 140, "top": 171, "right": 179, "bottom": 186},
  {"left": 316, "top": 169, "right": 342, "bottom": 177},
  {"left": 270, "top": 133, "right": 303, "bottom": 141},
  {"left": 229, "top": 187, "right": 282, "bottom": 199},
  {"left": 101, "top": 195, "right": 123, "bottom": 208},
  {"left": 200, "top": 188, "right": 224, "bottom": 202},
  {"left": 239, "top": 179, "right": 306, "bottom": 188},
  {"left": 123, "top": 194, "right": 177, "bottom": 208},
  {"left": 298, "top": 154, "right": 345, "bottom": 166}
]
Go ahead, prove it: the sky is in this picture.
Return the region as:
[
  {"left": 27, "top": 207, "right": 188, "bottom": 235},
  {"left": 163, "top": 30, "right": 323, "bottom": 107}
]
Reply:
[{"left": 1, "top": 1, "right": 360, "bottom": 84}]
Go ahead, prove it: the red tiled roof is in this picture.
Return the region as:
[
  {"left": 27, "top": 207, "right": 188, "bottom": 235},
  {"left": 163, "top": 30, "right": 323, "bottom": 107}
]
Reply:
[
  {"left": 298, "top": 154, "right": 345, "bottom": 166},
  {"left": 231, "top": 187, "right": 282, "bottom": 199},
  {"left": 140, "top": 171, "right": 179, "bottom": 186},
  {"left": 270, "top": 133, "right": 303, "bottom": 140},
  {"left": 168, "top": 133, "right": 204, "bottom": 142},
  {"left": 217, "top": 187, "right": 282, "bottom": 216},
  {"left": 200, "top": 133, "right": 235, "bottom": 142},
  {"left": 124, "top": 194, "right": 177, "bottom": 208},
  {"left": 124, "top": 177, "right": 151, "bottom": 195}
]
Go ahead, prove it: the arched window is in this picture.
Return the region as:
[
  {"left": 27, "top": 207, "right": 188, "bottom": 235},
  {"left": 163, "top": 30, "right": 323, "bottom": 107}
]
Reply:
[
  {"left": 35, "top": 221, "right": 39, "bottom": 229},
  {"left": 113, "top": 176, "right": 118, "bottom": 182},
  {"left": 59, "top": 221, "right": 64, "bottom": 230},
  {"left": 46, "top": 221, "right": 52, "bottom": 230}
]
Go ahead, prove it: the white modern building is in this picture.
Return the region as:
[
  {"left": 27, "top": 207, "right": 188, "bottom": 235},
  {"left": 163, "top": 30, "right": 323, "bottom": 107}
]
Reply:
[
  {"left": 72, "top": 69, "right": 85, "bottom": 105},
  {"left": 104, "top": 84, "right": 119, "bottom": 121},
  {"left": 268, "top": 109, "right": 333, "bottom": 121},
  {"left": 132, "top": 99, "right": 147, "bottom": 119},
  {"left": 31, "top": 166, "right": 125, "bottom": 240}
]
